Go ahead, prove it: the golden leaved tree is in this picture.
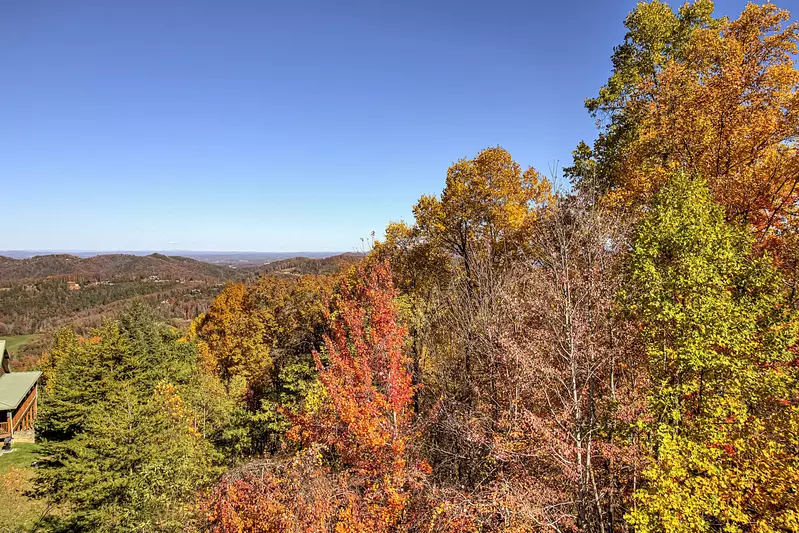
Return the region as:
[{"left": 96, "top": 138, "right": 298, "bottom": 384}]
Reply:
[
  {"left": 193, "top": 282, "right": 275, "bottom": 390},
  {"left": 413, "top": 146, "right": 552, "bottom": 275},
  {"left": 621, "top": 4, "right": 799, "bottom": 238},
  {"left": 570, "top": 1, "right": 799, "bottom": 281}
]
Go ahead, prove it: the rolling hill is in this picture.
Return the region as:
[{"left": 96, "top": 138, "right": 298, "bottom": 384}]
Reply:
[
  {"left": 0, "top": 253, "right": 239, "bottom": 282},
  {"left": 249, "top": 252, "right": 364, "bottom": 277},
  {"left": 0, "top": 252, "right": 364, "bottom": 338}
]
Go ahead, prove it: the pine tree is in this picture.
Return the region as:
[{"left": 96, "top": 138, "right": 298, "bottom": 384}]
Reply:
[{"left": 35, "top": 306, "right": 222, "bottom": 532}]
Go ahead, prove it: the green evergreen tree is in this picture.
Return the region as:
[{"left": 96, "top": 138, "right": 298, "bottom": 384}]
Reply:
[{"left": 35, "top": 304, "right": 222, "bottom": 532}]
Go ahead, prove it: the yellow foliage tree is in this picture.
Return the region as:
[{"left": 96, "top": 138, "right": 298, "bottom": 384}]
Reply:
[
  {"left": 619, "top": 4, "right": 799, "bottom": 241},
  {"left": 413, "top": 147, "right": 552, "bottom": 275},
  {"left": 572, "top": 2, "right": 799, "bottom": 275},
  {"left": 193, "top": 282, "right": 275, "bottom": 390}
]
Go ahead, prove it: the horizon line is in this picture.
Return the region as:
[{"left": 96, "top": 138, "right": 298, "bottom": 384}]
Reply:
[{"left": 0, "top": 249, "right": 352, "bottom": 254}]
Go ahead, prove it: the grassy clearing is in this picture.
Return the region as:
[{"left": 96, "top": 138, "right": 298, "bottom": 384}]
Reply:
[
  {"left": 2, "top": 335, "right": 42, "bottom": 356},
  {"left": 0, "top": 442, "right": 41, "bottom": 474},
  {"left": 0, "top": 442, "right": 48, "bottom": 533}
]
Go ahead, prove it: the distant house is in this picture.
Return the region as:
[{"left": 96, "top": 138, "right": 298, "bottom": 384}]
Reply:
[
  {"left": 67, "top": 282, "right": 81, "bottom": 291},
  {"left": 0, "top": 341, "right": 42, "bottom": 443}
]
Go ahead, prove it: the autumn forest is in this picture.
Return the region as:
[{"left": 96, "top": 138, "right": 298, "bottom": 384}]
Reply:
[{"left": 6, "top": 1, "right": 799, "bottom": 532}]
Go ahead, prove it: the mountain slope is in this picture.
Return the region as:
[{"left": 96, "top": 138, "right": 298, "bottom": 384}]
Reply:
[
  {"left": 248, "top": 252, "right": 364, "bottom": 277},
  {"left": 0, "top": 253, "right": 238, "bottom": 282}
]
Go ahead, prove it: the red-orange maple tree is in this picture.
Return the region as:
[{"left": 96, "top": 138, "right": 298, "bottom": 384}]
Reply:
[
  {"left": 289, "top": 260, "right": 429, "bottom": 531},
  {"left": 203, "top": 261, "right": 429, "bottom": 532}
]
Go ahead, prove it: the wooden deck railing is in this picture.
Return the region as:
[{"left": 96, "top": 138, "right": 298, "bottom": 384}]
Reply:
[
  {"left": 0, "top": 421, "right": 9, "bottom": 437},
  {"left": 11, "top": 386, "right": 37, "bottom": 433}
]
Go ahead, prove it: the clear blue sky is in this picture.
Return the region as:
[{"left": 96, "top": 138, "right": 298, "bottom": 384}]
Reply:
[{"left": 1, "top": 0, "right": 753, "bottom": 252}]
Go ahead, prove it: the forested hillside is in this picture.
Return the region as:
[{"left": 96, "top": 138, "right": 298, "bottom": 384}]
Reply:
[
  {"left": 249, "top": 252, "right": 364, "bottom": 276},
  {"left": 0, "top": 278, "right": 219, "bottom": 335},
  {"left": 0, "top": 253, "right": 237, "bottom": 282},
  {"left": 5, "top": 2, "right": 799, "bottom": 533},
  {"left": 0, "top": 253, "right": 360, "bottom": 338}
]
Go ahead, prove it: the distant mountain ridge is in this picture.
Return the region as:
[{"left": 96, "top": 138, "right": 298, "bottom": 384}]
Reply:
[
  {"left": 0, "top": 250, "right": 342, "bottom": 263},
  {"left": 252, "top": 252, "right": 364, "bottom": 276},
  {"left": 0, "top": 252, "right": 366, "bottom": 338},
  {"left": 0, "top": 253, "right": 238, "bottom": 282},
  {"left": 0, "top": 252, "right": 365, "bottom": 283}
]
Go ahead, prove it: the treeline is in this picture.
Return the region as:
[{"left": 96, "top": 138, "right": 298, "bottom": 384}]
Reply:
[{"left": 28, "top": 2, "right": 799, "bottom": 532}]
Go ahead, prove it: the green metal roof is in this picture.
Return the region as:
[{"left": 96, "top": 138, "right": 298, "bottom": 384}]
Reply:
[{"left": 0, "top": 371, "right": 41, "bottom": 410}]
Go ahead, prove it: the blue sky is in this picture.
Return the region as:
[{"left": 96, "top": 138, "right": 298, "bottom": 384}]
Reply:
[{"left": 1, "top": 0, "right": 755, "bottom": 251}]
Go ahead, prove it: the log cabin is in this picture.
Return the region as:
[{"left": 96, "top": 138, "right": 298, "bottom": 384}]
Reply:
[{"left": 0, "top": 340, "right": 42, "bottom": 443}]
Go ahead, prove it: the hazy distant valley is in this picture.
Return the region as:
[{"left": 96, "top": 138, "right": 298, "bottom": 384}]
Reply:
[{"left": 0, "top": 251, "right": 361, "bottom": 367}]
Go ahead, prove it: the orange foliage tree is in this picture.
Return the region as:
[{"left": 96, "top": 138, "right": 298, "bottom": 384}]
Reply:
[
  {"left": 569, "top": 2, "right": 799, "bottom": 274},
  {"left": 626, "top": 4, "right": 798, "bottom": 240},
  {"left": 203, "top": 261, "right": 429, "bottom": 532}
]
